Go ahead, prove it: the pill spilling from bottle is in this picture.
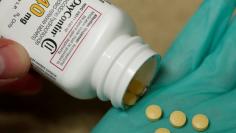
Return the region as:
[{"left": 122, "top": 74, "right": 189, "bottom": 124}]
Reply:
[{"left": 123, "top": 80, "right": 147, "bottom": 107}]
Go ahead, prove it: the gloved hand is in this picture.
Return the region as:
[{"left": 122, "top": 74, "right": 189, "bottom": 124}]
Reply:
[{"left": 92, "top": 0, "right": 236, "bottom": 132}]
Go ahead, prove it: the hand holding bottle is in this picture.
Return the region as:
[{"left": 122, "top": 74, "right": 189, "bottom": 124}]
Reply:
[{"left": 0, "top": 38, "right": 41, "bottom": 94}]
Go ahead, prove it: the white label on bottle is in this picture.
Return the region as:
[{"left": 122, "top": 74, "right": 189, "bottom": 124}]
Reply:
[
  {"left": 51, "top": 6, "right": 101, "bottom": 71},
  {"left": 0, "top": 0, "right": 104, "bottom": 81}
]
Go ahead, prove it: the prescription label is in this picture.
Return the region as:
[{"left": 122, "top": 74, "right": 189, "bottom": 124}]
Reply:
[
  {"left": 0, "top": 0, "right": 104, "bottom": 81},
  {"left": 50, "top": 6, "right": 101, "bottom": 71}
]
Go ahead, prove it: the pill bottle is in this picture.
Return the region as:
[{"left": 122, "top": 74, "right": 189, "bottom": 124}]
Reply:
[{"left": 0, "top": 0, "right": 160, "bottom": 108}]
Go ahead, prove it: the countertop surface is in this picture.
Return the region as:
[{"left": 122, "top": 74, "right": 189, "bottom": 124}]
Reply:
[{"left": 0, "top": 1, "right": 201, "bottom": 133}]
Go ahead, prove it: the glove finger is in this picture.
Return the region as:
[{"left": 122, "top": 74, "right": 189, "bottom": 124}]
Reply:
[
  {"left": 155, "top": 0, "right": 236, "bottom": 87},
  {"left": 177, "top": 16, "right": 236, "bottom": 94}
]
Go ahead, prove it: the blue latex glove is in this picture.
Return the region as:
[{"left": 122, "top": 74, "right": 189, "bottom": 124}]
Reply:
[{"left": 93, "top": 0, "right": 236, "bottom": 132}]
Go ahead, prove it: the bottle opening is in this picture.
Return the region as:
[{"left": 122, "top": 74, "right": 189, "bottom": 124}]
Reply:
[
  {"left": 91, "top": 35, "right": 160, "bottom": 108},
  {"left": 123, "top": 56, "right": 158, "bottom": 108}
]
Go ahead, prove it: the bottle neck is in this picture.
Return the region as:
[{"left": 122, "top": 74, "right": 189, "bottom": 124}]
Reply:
[{"left": 91, "top": 34, "right": 160, "bottom": 108}]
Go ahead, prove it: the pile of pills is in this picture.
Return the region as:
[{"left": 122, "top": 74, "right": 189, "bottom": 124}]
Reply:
[{"left": 145, "top": 104, "right": 209, "bottom": 133}]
